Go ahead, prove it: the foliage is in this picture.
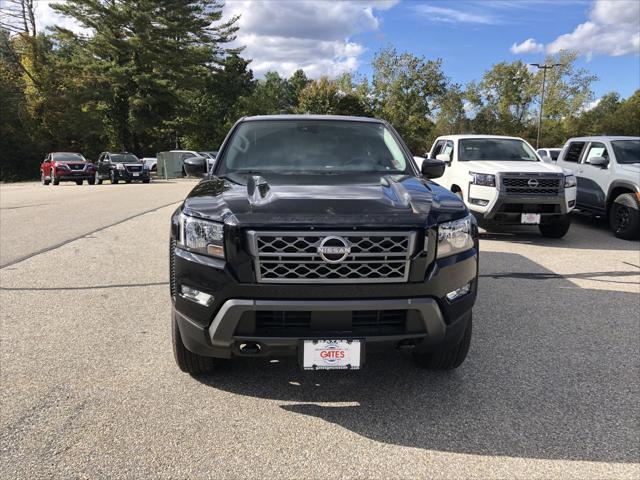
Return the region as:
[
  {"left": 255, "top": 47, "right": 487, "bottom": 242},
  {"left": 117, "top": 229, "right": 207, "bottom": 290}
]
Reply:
[{"left": 0, "top": 2, "right": 635, "bottom": 181}]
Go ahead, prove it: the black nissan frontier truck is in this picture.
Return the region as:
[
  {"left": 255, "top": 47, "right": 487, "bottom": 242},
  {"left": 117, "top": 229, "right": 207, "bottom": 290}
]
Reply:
[{"left": 170, "top": 115, "right": 479, "bottom": 374}]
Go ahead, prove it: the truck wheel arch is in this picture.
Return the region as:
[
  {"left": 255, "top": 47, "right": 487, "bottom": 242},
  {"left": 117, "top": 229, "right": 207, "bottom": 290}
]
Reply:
[
  {"left": 607, "top": 181, "right": 639, "bottom": 213},
  {"left": 451, "top": 184, "right": 463, "bottom": 199}
]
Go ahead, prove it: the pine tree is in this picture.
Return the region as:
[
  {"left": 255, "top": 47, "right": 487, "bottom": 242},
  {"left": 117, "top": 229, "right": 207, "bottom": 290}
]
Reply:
[{"left": 52, "top": 0, "right": 239, "bottom": 153}]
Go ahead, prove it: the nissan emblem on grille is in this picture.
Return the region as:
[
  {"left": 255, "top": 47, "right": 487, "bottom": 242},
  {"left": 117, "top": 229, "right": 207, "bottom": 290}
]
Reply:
[
  {"left": 527, "top": 178, "right": 539, "bottom": 188},
  {"left": 317, "top": 236, "right": 351, "bottom": 263},
  {"left": 248, "top": 230, "right": 416, "bottom": 284}
]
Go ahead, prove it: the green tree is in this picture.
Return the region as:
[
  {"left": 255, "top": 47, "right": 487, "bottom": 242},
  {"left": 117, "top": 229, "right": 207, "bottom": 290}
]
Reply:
[
  {"left": 51, "top": 0, "right": 239, "bottom": 153},
  {"left": 371, "top": 47, "right": 447, "bottom": 153},
  {"left": 184, "top": 54, "right": 254, "bottom": 149},
  {"left": 297, "top": 76, "right": 340, "bottom": 114}
]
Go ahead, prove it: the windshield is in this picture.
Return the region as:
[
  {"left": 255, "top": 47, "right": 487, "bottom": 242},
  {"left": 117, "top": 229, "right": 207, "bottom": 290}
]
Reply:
[
  {"left": 459, "top": 138, "right": 539, "bottom": 162},
  {"left": 111, "top": 154, "right": 140, "bottom": 163},
  {"left": 550, "top": 150, "right": 560, "bottom": 161},
  {"left": 612, "top": 140, "right": 640, "bottom": 164},
  {"left": 216, "top": 120, "right": 410, "bottom": 176},
  {"left": 52, "top": 153, "right": 85, "bottom": 162}
]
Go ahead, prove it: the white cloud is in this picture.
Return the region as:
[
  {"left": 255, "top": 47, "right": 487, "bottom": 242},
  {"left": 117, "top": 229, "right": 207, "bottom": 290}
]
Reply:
[
  {"left": 547, "top": 0, "right": 640, "bottom": 57},
  {"left": 33, "top": 1, "right": 88, "bottom": 35},
  {"left": 584, "top": 97, "right": 602, "bottom": 111},
  {"left": 510, "top": 38, "right": 544, "bottom": 54},
  {"left": 224, "top": 0, "right": 398, "bottom": 78},
  {"left": 410, "top": 5, "right": 498, "bottom": 24}
]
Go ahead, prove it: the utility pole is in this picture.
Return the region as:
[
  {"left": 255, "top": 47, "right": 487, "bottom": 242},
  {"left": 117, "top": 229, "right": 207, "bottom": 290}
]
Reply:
[{"left": 529, "top": 63, "right": 561, "bottom": 149}]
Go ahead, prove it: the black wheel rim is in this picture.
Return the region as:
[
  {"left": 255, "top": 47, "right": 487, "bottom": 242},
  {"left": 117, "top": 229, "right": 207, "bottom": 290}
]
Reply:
[{"left": 615, "top": 204, "right": 631, "bottom": 232}]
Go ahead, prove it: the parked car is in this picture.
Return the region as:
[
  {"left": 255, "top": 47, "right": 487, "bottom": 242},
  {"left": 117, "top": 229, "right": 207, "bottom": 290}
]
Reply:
[
  {"left": 40, "top": 152, "right": 96, "bottom": 186},
  {"left": 141, "top": 157, "right": 157, "bottom": 172},
  {"left": 537, "top": 148, "right": 562, "bottom": 162},
  {"left": 424, "top": 135, "right": 577, "bottom": 238},
  {"left": 170, "top": 115, "right": 478, "bottom": 374},
  {"left": 95, "top": 152, "right": 150, "bottom": 184},
  {"left": 556, "top": 136, "right": 640, "bottom": 240}
]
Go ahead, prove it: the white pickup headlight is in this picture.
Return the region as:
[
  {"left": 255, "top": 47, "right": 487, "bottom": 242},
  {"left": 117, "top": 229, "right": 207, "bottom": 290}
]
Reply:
[
  {"left": 469, "top": 172, "right": 495, "bottom": 187},
  {"left": 437, "top": 215, "right": 474, "bottom": 259},
  {"left": 179, "top": 213, "right": 225, "bottom": 259},
  {"left": 564, "top": 174, "right": 577, "bottom": 188}
]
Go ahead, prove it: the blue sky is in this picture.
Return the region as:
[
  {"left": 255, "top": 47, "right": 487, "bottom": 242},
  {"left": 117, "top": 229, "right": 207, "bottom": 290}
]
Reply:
[
  {"left": 36, "top": 0, "right": 640, "bottom": 101},
  {"left": 353, "top": 0, "right": 639, "bottom": 100}
]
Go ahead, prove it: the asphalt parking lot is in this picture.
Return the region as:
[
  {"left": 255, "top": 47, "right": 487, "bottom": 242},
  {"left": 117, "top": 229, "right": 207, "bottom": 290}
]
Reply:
[{"left": 1, "top": 181, "right": 639, "bottom": 479}]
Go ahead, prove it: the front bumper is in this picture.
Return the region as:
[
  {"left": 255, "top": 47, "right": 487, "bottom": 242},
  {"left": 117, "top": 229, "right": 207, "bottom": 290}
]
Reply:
[
  {"left": 56, "top": 172, "right": 94, "bottom": 181},
  {"left": 172, "top": 242, "right": 478, "bottom": 359},
  {"left": 116, "top": 171, "right": 149, "bottom": 181},
  {"left": 467, "top": 183, "right": 576, "bottom": 224}
]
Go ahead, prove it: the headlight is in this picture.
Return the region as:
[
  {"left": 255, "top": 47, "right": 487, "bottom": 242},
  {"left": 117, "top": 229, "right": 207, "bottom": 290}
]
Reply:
[
  {"left": 179, "top": 213, "right": 224, "bottom": 259},
  {"left": 116, "top": 163, "right": 125, "bottom": 170},
  {"left": 564, "top": 174, "right": 576, "bottom": 188},
  {"left": 437, "top": 215, "right": 475, "bottom": 259},
  {"left": 56, "top": 164, "right": 70, "bottom": 170},
  {"left": 469, "top": 172, "right": 495, "bottom": 187}
]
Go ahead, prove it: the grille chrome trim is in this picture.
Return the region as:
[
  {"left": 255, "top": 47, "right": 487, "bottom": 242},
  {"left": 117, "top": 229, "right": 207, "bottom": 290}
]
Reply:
[{"left": 248, "top": 230, "right": 416, "bottom": 284}]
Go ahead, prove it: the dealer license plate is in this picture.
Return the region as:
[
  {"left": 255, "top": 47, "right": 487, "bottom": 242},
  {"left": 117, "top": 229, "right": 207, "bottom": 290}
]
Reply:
[
  {"left": 133, "top": 172, "right": 140, "bottom": 177},
  {"left": 521, "top": 213, "right": 541, "bottom": 224},
  {"left": 302, "top": 339, "right": 361, "bottom": 370}
]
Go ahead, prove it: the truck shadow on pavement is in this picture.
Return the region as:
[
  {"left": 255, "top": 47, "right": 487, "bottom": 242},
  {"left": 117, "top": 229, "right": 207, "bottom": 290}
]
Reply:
[{"left": 194, "top": 252, "right": 639, "bottom": 463}]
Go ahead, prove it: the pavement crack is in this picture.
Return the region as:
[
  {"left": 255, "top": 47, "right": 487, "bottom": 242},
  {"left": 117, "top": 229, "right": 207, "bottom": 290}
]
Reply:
[
  {"left": 0, "top": 281, "right": 168, "bottom": 291},
  {"left": 0, "top": 200, "right": 181, "bottom": 269}
]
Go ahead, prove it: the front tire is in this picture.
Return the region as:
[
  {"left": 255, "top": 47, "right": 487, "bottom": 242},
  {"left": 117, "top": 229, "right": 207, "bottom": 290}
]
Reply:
[
  {"left": 413, "top": 314, "right": 472, "bottom": 370},
  {"left": 110, "top": 171, "right": 118, "bottom": 184},
  {"left": 76, "top": 180, "right": 83, "bottom": 186},
  {"left": 539, "top": 215, "right": 571, "bottom": 238},
  {"left": 609, "top": 193, "right": 640, "bottom": 240},
  {"left": 41, "top": 171, "right": 50, "bottom": 185},
  {"left": 52, "top": 171, "right": 60, "bottom": 185},
  {"left": 172, "top": 314, "right": 219, "bottom": 374}
]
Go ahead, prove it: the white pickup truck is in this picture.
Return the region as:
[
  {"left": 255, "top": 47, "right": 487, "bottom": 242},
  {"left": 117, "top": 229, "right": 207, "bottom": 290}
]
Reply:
[
  {"left": 420, "top": 135, "right": 577, "bottom": 238},
  {"left": 556, "top": 136, "right": 639, "bottom": 240}
]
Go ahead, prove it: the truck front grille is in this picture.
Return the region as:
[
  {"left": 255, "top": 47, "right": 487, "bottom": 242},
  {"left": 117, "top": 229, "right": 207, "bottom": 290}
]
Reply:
[
  {"left": 69, "top": 164, "right": 85, "bottom": 170},
  {"left": 248, "top": 231, "right": 416, "bottom": 284},
  {"left": 126, "top": 165, "right": 142, "bottom": 172},
  {"left": 501, "top": 175, "right": 562, "bottom": 196}
]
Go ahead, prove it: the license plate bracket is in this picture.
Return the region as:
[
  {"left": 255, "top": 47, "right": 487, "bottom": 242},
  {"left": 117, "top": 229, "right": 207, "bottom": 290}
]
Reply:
[
  {"left": 301, "top": 339, "right": 363, "bottom": 370},
  {"left": 521, "top": 213, "right": 541, "bottom": 224}
]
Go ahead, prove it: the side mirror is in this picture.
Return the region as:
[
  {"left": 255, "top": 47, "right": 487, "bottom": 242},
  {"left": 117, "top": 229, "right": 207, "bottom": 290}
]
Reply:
[
  {"left": 421, "top": 158, "right": 446, "bottom": 179},
  {"left": 589, "top": 156, "right": 608, "bottom": 167},
  {"left": 183, "top": 155, "right": 208, "bottom": 177}
]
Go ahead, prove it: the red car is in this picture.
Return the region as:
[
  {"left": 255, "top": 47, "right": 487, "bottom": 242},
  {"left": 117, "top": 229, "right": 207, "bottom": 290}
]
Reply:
[{"left": 40, "top": 152, "right": 97, "bottom": 185}]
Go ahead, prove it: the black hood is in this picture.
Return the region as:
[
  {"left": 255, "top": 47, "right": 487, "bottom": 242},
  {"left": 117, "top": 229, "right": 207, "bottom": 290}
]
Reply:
[{"left": 182, "top": 173, "right": 467, "bottom": 228}]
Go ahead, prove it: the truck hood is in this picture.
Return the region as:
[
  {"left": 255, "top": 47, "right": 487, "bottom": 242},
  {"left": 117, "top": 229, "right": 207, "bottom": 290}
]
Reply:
[
  {"left": 182, "top": 174, "right": 467, "bottom": 228},
  {"left": 617, "top": 163, "right": 640, "bottom": 176},
  {"left": 461, "top": 161, "right": 563, "bottom": 174}
]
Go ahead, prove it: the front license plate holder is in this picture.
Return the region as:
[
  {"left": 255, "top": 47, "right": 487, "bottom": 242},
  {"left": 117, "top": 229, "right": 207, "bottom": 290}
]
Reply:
[
  {"left": 133, "top": 172, "right": 140, "bottom": 177},
  {"left": 301, "top": 339, "right": 363, "bottom": 370},
  {"left": 521, "top": 213, "right": 541, "bottom": 224}
]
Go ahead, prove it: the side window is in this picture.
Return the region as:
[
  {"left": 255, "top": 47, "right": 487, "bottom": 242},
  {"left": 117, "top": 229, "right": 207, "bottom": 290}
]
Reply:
[
  {"left": 431, "top": 140, "right": 446, "bottom": 157},
  {"left": 584, "top": 142, "right": 609, "bottom": 163},
  {"left": 441, "top": 140, "right": 454, "bottom": 158},
  {"left": 563, "top": 142, "right": 586, "bottom": 163}
]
